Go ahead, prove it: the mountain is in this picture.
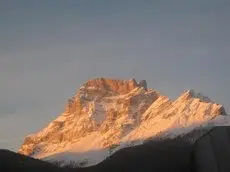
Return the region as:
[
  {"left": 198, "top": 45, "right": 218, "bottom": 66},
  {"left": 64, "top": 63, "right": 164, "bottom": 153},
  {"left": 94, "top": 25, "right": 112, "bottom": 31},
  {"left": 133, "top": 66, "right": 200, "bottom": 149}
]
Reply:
[{"left": 18, "top": 78, "right": 226, "bottom": 166}]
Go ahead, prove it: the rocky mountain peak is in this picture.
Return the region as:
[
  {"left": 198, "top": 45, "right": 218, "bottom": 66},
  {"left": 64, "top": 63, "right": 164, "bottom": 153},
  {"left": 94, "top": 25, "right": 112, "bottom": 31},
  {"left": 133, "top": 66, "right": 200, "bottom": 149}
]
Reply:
[
  {"left": 177, "top": 89, "right": 215, "bottom": 103},
  {"left": 18, "top": 78, "right": 158, "bottom": 158},
  {"left": 82, "top": 78, "right": 147, "bottom": 94},
  {"left": 18, "top": 78, "right": 227, "bottom": 166}
]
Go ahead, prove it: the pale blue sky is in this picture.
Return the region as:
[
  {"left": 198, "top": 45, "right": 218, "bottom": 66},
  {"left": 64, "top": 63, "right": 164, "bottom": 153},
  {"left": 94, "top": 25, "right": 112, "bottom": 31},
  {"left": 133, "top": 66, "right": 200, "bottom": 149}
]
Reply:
[{"left": 1, "top": 0, "right": 230, "bottom": 151}]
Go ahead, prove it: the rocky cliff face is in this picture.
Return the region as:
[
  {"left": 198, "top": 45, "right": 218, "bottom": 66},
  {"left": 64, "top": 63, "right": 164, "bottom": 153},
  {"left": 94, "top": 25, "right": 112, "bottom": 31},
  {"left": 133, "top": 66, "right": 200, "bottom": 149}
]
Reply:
[
  {"left": 18, "top": 78, "right": 159, "bottom": 156},
  {"left": 18, "top": 78, "right": 226, "bottom": 166},
  {"left": 121, "top": 90, "right": 226, "bottom": 143}
]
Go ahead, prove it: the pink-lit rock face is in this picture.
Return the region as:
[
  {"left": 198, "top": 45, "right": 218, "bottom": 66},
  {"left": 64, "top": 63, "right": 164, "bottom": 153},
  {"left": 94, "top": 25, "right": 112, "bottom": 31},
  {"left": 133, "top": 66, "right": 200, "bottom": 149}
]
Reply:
[
  {"left": 18, "top": 78, "right": 158, "bottom": 156},
  {"left": 18, "top": 78, "right": 226, "bottom": 166},
  {"left": 82, "top": 78, "right": 147, "bottom": 94}
]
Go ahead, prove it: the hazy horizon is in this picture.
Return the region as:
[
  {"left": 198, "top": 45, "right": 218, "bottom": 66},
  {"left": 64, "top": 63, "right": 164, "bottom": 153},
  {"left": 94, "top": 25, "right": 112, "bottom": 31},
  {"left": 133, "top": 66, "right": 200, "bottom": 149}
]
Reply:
[{"left": 1, "top": 0, "right": 230, "bottom": 151}]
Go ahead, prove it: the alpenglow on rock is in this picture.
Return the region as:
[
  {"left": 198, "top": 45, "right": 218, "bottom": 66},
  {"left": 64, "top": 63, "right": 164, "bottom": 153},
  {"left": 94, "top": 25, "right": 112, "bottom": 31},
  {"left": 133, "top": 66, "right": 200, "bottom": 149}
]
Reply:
[{"left": 18, "top": 78, "right": 226, "bottom": 166}]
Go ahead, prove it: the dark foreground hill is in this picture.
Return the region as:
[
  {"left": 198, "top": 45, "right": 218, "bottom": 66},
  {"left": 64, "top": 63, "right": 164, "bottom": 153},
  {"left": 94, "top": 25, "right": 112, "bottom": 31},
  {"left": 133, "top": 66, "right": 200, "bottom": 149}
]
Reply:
[
  {"left": 0, "top": 149, "right": 64, "bottom": 172},
  {"left": 84, "top": 136, "right": 194, "bottom": 172},
  {"left": 2, "top": 126, "right": 230, "bottom": 172}
]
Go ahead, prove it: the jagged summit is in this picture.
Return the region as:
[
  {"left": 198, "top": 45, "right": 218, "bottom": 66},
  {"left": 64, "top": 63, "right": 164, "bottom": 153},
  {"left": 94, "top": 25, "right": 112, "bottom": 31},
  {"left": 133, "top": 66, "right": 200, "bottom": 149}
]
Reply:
[
  {"left": 18, "top": 78, "right": 227, "bottom": 167},
  {"left": 82, "top": 78, "right": 148, "bottom": 94},
  {"left": 179, "top": 89, "right": 215, "bottom": 103}
]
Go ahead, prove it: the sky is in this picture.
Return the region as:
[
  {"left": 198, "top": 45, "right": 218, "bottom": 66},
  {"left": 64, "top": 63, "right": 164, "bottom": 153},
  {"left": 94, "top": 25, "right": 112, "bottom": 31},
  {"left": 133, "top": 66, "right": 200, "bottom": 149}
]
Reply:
[{"left": 0, "top": 0, "right": 230, "bottom": 151}]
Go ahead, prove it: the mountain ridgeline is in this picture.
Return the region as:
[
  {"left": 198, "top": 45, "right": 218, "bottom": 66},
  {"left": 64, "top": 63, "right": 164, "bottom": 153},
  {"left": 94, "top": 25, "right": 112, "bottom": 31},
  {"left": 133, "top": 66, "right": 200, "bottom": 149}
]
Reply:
[{"left": 18, "top": 78, "right": 226, "bottom": 166}]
